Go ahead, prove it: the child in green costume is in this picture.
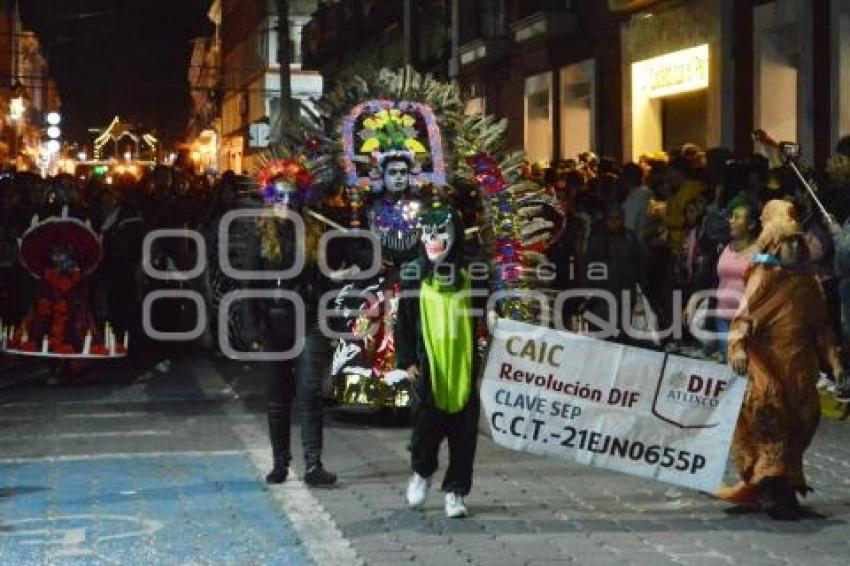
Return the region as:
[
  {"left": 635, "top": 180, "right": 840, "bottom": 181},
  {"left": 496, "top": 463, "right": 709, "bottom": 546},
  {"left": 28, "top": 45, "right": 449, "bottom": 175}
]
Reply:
[{"left": 396, "top": 202, "right": 486, "bottom": 518}]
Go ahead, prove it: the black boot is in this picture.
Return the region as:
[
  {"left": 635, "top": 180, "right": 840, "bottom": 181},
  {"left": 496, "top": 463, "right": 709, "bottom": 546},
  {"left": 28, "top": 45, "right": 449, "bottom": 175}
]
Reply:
[
  {"left": 266, "top": 401, "right": 291, "bottom": 484},
  {"left": 304, "top": 464, "right": 337, "bottom": 488},
  {"left": 265, "top": 465, "right": 288, "bottom": 484},
  {"left": 759, "top": 476, "right": 801, "bottom": 521}
]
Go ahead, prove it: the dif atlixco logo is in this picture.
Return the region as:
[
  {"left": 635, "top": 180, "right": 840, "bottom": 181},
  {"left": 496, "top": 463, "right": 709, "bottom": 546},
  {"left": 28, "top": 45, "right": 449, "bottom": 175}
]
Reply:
[{"left": 651, "top": 355, "right": 731, "bottom": 430}]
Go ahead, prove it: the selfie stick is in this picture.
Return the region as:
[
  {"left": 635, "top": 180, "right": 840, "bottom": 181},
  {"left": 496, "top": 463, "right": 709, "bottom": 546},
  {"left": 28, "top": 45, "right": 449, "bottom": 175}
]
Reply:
[
  {"left": 784, "top": 155, "right": 833, "bottom": 223},
  {"left": 305, "top": 207, "right": 349, "bottom": 232}
]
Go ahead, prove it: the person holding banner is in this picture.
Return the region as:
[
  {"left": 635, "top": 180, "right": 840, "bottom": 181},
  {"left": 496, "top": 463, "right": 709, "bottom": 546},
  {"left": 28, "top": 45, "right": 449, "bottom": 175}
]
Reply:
[
  {"left": 720, "top": 199, "right": 845, "bottom": 520},
  {"left": 396, "top": 201, "right": 486, "bottom": 518}
]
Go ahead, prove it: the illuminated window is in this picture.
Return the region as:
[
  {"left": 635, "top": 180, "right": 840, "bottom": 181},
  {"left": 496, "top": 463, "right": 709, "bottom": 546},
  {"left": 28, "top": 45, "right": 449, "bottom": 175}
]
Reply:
[
  {"left": 524, "top": 72, "right": 553, "bottom": 165},
  {"left": 560, "top": 59, "right": 595, "bottom": 161}
]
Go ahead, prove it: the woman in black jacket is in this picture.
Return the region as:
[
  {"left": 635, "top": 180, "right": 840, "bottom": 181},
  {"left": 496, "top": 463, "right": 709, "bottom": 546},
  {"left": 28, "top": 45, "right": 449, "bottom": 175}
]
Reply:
[{"left": 243, "top": 166, "right": 337, "bottom": 487}]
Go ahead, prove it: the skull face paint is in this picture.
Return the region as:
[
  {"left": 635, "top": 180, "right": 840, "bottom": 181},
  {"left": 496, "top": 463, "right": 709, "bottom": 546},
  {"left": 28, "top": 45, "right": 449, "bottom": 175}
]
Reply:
[
  {"left": 270, "top": 179, "right": 300, "bottom": 215},
  {"left": 383, "top": 159, "right": 410, "bottom": 194},
  {"left": 420, "top": 207, "right": 456, "bottom": 264}
]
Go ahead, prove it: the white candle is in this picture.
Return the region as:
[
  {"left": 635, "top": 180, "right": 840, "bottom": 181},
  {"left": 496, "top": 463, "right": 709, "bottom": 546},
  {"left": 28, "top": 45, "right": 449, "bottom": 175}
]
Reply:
[
  {"left": 123, "top": 331, "right": 129, "bottom": 351},
  {"left": 108, "top": 329, "right": 115, "bottom": 355},
  {"left": 22, "top": 328, "right": 28, "bottom": 344},
  {"left": 83, "top": 331, "right": 92, "bottom": 355},
  {"left": 41, "top": 335, "right": 48, "bottom": 354}
]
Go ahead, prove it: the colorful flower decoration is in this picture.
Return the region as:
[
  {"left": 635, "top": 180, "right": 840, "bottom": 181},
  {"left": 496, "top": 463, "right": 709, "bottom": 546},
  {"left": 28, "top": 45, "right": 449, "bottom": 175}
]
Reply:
[
  {"left": 467, "top": 152, "right": 508, "bottom": 196},
  {"left": 256, "top": 156, "right": 314, "bottom": 205},
  {"left": 342, "top": 100, "right": 446, "bottom": 189},
  {"left": 360, "top": 109, "right": 428, "bottom": 155}
]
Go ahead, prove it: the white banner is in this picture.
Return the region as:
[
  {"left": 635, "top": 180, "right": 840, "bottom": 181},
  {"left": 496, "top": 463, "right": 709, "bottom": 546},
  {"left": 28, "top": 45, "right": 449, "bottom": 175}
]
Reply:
[{"left": 481, "top": 319, "right": 746, "bottom": 492}]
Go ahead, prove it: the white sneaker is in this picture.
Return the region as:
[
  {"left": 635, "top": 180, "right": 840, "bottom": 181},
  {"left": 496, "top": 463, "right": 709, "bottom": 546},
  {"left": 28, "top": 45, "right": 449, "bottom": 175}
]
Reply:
[
  {"left": 406, "top": 473, "right": 430, "bottom": 508},
  {"left": 444, "top": 493, "right": 468, "bottom": 518}
]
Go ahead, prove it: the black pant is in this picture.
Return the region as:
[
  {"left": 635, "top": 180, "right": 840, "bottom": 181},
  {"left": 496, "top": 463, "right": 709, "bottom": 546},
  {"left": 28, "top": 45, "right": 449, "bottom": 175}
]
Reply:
[
  {"left": 266, "top": 308, "right": 328, "bottom": 470},
  {"left": 410, "top": 391, "right": 479, "bottom": 496}
]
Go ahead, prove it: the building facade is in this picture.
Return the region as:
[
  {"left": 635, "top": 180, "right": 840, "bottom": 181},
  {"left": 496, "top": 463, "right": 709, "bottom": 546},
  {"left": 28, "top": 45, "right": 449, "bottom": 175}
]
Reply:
[
  {"left": 0, "top": 0, "right": 60, "bottom": 170},
  {"left": 216, "top": 0, "right": 323, "bottom": 175},
  {"left": 302, "top": 0, "right": 850, "bottom": 168},
  {"left": 302, "top": 0, "right": 452, "bottom": 87}
]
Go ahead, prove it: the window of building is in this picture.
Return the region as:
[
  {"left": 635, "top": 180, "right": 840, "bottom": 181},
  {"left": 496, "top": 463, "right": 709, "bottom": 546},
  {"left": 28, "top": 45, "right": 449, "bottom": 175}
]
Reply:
[
  {"left": 465, "top": 96, "right": 486, "bottom": 115},
  {"left": 257, "top": 26, "right": 269, "bottom": 64},
  {"left": 460, "top": 0, "right": 506, "bottom": 44},
  {"left": 524, "top": 72, "right": 553, "bottom": 165},
  {"left": 560, "top": 59, "right": 595, "bottom": 161},
  {"left": 754, "top": 2, "right": 798, "bottom": 146}
]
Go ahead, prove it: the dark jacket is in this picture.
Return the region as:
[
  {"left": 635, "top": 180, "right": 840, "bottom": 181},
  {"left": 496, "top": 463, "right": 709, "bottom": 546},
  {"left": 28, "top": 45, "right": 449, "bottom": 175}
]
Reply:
[
  {"left": 240, "top": 216, "right": 330, "bottom": 346},
  {"left": 395, "top": 256, "right": 489, "bottom": 405}
]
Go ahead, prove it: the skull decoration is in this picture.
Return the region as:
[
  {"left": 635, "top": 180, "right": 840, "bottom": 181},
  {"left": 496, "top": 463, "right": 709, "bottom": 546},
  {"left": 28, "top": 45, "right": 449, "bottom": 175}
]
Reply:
[{"left": 420, "top": 204, "right": 457, "bottom": 264}]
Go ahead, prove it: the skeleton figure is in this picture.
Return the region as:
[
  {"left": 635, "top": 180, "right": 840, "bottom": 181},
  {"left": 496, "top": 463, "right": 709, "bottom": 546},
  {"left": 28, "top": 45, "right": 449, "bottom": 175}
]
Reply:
[{"left": 396, "top": 202, "right": 481, "bottom": 519}]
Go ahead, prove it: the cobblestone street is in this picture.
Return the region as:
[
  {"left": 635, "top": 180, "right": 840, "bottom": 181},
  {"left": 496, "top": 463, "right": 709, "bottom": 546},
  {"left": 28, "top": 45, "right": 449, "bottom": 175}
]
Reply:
[{"left": 1, "top": 356, "right": 848, "bottom": 565}]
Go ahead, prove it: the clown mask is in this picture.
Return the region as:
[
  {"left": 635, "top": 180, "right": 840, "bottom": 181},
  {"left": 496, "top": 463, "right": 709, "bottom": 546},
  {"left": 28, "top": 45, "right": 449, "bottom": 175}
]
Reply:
[{"left": 420, "top": 207, "right": 456, "bottom": 264}]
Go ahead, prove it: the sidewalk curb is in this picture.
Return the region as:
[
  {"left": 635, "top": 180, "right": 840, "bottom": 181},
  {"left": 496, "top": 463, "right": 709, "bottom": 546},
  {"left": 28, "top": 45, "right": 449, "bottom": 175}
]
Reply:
[{"left": 193, "top": 358, "right": 363, "bottom": 566}]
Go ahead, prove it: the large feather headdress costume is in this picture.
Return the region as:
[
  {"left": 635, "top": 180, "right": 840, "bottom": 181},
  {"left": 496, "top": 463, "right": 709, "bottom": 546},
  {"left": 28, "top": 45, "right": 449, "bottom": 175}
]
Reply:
[{"left": 264, "top": 68, "right": 564, "bottom": 325}]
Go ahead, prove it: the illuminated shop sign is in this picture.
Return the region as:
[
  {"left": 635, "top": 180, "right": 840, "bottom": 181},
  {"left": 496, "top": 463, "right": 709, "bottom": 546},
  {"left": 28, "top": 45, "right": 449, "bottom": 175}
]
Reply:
[{"left": 637, "top": 44, "right": 709, "bottom": 98}]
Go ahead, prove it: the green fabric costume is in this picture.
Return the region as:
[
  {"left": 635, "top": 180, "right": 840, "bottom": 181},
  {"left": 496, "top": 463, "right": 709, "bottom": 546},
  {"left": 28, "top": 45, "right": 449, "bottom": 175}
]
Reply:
[{"left": 419, "top": 269, "right": 473, "bottom": 413}]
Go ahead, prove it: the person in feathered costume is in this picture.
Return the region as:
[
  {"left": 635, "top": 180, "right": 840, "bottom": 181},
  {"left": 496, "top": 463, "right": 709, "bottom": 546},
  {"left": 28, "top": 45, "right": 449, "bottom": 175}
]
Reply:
[{"left": 275, "top": 68, "right": 564, "bottom": 411}]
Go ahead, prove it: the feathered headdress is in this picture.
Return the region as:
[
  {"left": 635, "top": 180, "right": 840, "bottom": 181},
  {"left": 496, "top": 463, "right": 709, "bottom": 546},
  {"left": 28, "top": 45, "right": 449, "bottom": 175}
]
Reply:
[{"left": 254, "top": 147, "right": 314, "bottom": 206}]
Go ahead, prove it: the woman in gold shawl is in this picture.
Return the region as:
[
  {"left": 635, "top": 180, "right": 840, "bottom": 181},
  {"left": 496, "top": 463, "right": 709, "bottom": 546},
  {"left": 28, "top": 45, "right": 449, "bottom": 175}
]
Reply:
[{"left": 717, "top": 200, "right": 845, "bottom": 520}]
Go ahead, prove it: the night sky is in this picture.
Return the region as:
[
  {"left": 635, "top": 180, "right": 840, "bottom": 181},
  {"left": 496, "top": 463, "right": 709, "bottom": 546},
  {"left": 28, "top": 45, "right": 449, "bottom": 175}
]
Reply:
[{"left": 21, "top": 0, "right": 213, "bottom": 148}]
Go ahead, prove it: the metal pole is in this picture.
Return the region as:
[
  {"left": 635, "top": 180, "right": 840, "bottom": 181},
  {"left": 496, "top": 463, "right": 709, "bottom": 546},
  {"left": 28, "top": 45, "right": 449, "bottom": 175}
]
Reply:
[
  {"left": 273, "top": 0, "right": 293, "bottom": 142},
  {"left": 448, "top": 0, "right": 460, "bottom": 81},
  {"left": 785, "top": 158, "right": 834, "bottom": 224},
  {"left": 403, "top": 0, "right": 413, "bottom": 67}
]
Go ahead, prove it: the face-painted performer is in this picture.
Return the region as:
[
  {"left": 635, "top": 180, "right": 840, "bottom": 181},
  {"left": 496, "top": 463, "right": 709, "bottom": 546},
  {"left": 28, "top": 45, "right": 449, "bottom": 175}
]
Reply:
[
  {"left": 383, "top": 158, "right": 411, "bottom": 194},
  {"left": 331, "top": 104, "right": 430, "bottom": 409},
  {"left": 252, "top": 153, "right": 337, "bottom": 488},
  {"left": 395, "top": 201, "right": 485, "bottom": 519}
]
